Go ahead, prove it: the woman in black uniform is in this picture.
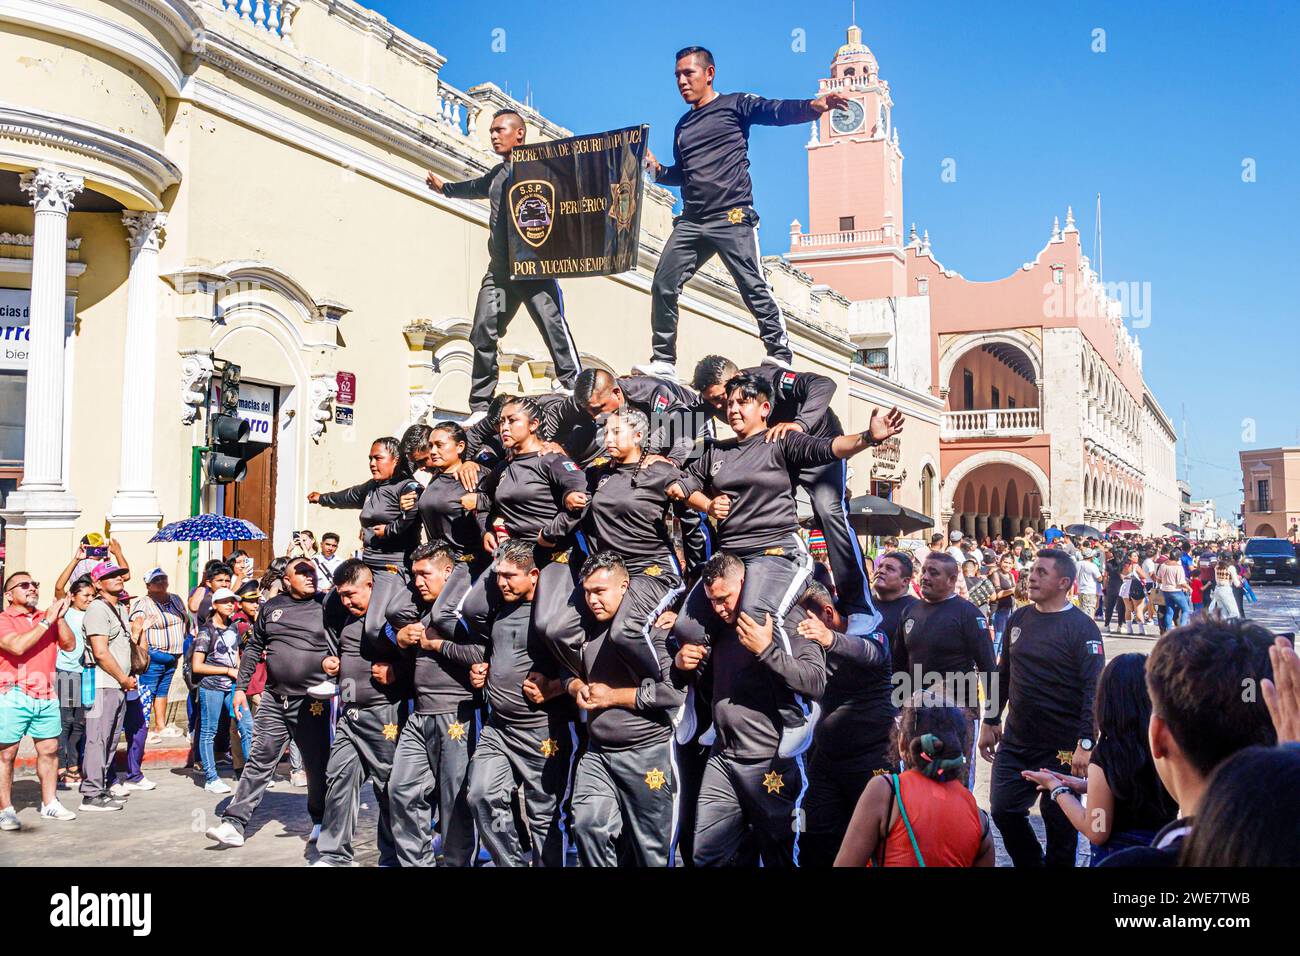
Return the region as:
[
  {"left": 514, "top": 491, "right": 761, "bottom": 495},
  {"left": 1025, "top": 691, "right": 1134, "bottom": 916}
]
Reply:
[
  {"left": 533, "top": 407, "right": 686, "bottom": 681},
  {"left": 308, "top": 436, "right": 421, "bottom": 635},
  {"left": 459, "top": 397, "right": 588, "bottom": 633},
  {"left": 408, "top": 422, "right": 488, "bottom": 641}
]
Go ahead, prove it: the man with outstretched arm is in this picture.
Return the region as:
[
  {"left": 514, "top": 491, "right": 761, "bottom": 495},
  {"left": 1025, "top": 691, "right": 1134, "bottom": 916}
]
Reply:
[
  {"left": 426, "top": 111, "right": 581, "bottom": 423},
  {"left": 637, "top": 46, "right": 850, "bottom": 379}
]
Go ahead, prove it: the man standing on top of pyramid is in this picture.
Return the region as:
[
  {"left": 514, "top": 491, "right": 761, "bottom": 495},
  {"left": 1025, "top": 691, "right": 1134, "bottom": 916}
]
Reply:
[{"left": 636, "top": 46, "right": 851, "bottom": 380}]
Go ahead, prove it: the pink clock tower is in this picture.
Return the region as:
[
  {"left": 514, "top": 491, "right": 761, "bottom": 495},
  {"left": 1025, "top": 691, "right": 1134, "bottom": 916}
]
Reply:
[{"left": 788, "top": 22, "right": 907, "bottom": 299}]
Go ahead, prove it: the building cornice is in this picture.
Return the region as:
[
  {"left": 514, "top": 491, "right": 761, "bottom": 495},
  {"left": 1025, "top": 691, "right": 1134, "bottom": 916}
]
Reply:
[{"left": 0, "top": 104, "right": 181, "bottom": 207}]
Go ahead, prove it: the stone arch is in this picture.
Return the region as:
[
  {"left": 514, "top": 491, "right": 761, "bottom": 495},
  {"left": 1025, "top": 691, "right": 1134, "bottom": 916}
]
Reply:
[
  {"left": 937, "top": 330, "right": 1043, "bottom": 398},
  {"left": 941, "top": 450, "right": 1050, "bottom": 518}
]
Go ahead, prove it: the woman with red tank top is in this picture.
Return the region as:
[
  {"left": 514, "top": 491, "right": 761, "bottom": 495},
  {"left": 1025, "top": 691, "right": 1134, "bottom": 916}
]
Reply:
[{"left": 835, "top": 691, "right": 995, "bottom": 867}]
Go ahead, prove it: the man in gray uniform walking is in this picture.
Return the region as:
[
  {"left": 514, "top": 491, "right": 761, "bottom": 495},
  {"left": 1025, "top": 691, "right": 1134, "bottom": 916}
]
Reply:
[
  {"left": 426, "top": 109, "right": 582, "bottom": 421},
  {"left": 313, "top": 559, "right": 416, "bottom": 867},
  {"left": 388, "top": 544, "right": 484, "bottom": 867},
  {"left": 465, "top": 539, "right": 576, "bottom": 867},
  {"left": 205, "top": 560, "right": 334, "bottom": 848},
  {"left": 561, "top": 552, "right": 684, "bottom": 867},
  {"left": 638, "top": 47, "right": 850, "bottom": 379}
]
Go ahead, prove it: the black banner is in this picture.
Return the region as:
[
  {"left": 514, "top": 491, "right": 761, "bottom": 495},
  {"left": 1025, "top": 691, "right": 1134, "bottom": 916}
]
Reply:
[{"left": 507, "top": 124, "right": 647, "bottom": 279}]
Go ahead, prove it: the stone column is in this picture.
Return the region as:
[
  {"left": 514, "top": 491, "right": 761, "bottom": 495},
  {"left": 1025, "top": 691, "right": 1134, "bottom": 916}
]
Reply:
[
  {"left": 975, "top": 513, "right": 989, "bottom": 543},
  {"left": 108, "top": 212, "right": 167, "bottom": 532},
  {"left": 5, "top": 169, "right": 82, "bottom": 514}
]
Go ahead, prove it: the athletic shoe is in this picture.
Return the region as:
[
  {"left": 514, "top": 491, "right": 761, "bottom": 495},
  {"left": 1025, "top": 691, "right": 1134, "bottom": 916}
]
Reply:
[
  {"left": 461, "top": 410, "right": 487, "bottom": 429},
  {"left": 0, "top": 806, "right": 20, "bottom": 831},
  {"left": 39, "top": 800, "right": 77, "bottom": 821},
  {"left": 161, "top": 724, "right": 186, "bottom": 738},
  {"left": 308, "top": 823, "right": 321, "bottom": 844},
  {"left": 146, "top": 732, "right": 162, "bottom": 745},
  {"left": 205, "top": 821, "right": 244, "bottom": 847},
  {"left": 204, "top": 779, "right": 232, "bottom": 795},
  {"left": 109, "top": 782, "right": 130, "bottom": 799},
  {"left": 124, "top": 777, "right": 156, "bottom": 791},
  {"left": 309, "top": 858, "right": 333, "bottom": 867},
  {"left": 290, "top": 770, "right": 308, "bottom": 788},
  {"left": 760, "top": 355, "right": 794, "bottom": 371},
  {"left": 79, "top": 795, "right": 124, "bottom": 813},
  {"left": 631, "top": 361, "right": 677, "bottom": 381},
  {"left": 305, "top": 679, "right": 338, "bottom": 699},
  {"left": 777, "top": 700, "right": 822, "bottom": 759},
  {"left": 673, "top": 686, "right": 698, "bottom": 745}
]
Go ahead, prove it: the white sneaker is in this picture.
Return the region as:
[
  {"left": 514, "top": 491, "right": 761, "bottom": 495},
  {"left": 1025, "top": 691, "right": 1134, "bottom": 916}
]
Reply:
[
  {"left": 308, "top": 823, "right": 321, "bottom": 844},
  {"left": 673, "top": 686, "right": 698, "bottom": 744},
  {"left": 0, "top": 806, "right": 20, "bottom": 831},
  {"left": 146, "top": 732, "right": 162, "bottom": 745},
  {"left": 204, "top": 779, "right": 232, "bottom": 795},
  {"left": 205, "top": 821, "right": 244, "bottom": 847},
  {"left": 461, "top": 410, "right": 487, "bottom": 429},
  {"left": 161, "top": 724, "right": 186, "bottom": 738},
  {"left": 777, "top": 701, "right": 823, "bottom": 759},
  {"left": 309, "top": 858, "right": 333, "bottom": 867},
  {"left": 290, "top": 770, "right": 308, "bottom": 788},
  {"left": 109, "top": 782, "right": 130, "bottom": 799},
  {"left": 305, "top": 679, "right": 338, "bottom": 699},
  {"left": 631, "top": 361, "right": 677, "bottom": 381},
  {"left": 125, "top": 777, "right": 156, "bottom": 792},
  {"left": 39, "top": 800, "right": 77, "bottom": 821}
]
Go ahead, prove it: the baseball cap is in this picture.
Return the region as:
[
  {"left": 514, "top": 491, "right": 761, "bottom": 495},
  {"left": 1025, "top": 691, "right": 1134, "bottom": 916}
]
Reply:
[
  {"left": 210, "top": 587, "right": 239, "bottom": 603},
  {"left": 144, "top": 567, "right": 168, "bottom": 584},
  {"left": 90, "top": 562, "right": 128, "bottom": 582},
  {"left": 950, "top": 530, "right": 963, "bottom": 542}
]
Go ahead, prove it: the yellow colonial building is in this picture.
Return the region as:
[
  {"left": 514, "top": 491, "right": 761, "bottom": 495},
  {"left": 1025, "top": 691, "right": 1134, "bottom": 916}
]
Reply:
[{"left": 0, "top": 0, "right": 941, "bottom": 581}]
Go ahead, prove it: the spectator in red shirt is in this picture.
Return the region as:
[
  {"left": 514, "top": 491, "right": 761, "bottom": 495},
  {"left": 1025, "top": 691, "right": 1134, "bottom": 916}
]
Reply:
[{"left": 0, "top": 571, "right": 77, "bottom": 830}]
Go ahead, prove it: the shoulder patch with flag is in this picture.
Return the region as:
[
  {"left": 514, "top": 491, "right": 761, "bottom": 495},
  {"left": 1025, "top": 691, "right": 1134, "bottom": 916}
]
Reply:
[
  {"left": 779, "top": 371, "right": 797, "bottom": 396},
  {"left": 562, "top": 461, "right": 580, "bottom": 472},
  {"left": 652, "top": 394, "right": 669, "bottom": 414},
  {"left": 1086, "top": 639, "right": 1104, "bottom": 656}
]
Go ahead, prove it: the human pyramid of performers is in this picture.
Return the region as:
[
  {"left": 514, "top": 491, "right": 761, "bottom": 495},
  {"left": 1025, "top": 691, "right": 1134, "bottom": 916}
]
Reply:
[{"left": 198, "top": 47, "right": 963, "bottom": 867}]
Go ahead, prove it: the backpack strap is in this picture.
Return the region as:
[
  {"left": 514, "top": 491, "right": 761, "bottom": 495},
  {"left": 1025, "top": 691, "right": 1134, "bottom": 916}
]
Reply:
[{"left": 893, "top": 773, "right": 926, "bottom": 868}]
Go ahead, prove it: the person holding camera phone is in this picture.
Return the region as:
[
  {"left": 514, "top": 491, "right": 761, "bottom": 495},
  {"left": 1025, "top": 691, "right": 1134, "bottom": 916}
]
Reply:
[{"left": 55, "top": 535, "right": 129, "bottom": 600}]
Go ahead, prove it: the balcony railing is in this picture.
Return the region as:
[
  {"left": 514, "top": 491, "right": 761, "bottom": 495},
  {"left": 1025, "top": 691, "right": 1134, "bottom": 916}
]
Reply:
[
  {"left": 941, "top": 407, "right": 1042, "bottom": 439},
  {"left": 793, "top": 228, "right": 887, "bottom": 248},
  {"left": 1246, "top": 498, "right": 1274, "bottom": 514}
]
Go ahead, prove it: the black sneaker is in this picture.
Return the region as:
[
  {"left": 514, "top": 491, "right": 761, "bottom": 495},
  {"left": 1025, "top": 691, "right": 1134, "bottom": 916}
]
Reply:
[{"left": 79, "top": 794, "right": 125, "bottom": 812}]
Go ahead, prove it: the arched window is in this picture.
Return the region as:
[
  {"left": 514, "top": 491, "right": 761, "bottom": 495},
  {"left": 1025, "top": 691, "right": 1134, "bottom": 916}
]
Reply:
[{"left": 921, "top": 464, "right": 935, "bottom": 518}]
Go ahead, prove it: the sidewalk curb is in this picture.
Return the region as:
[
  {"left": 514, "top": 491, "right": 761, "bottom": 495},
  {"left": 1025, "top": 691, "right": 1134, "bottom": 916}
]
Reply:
[{"left": 15, "top": 744, "right": 192, "bottom": 775}]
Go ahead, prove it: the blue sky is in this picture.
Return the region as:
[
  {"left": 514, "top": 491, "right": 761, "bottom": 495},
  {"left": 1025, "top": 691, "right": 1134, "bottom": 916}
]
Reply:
[{"left": 372, "top": 0, "right": 1299, "bottom": 517}]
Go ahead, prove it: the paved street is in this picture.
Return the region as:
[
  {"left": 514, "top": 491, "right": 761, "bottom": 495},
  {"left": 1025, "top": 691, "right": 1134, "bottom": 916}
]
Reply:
[{"left": 4, "top": 583, "right": 1296, "bottom": 868}]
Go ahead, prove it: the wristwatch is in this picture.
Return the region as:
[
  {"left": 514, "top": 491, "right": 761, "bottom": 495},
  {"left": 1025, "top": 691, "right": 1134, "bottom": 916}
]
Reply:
[
  {"left": 1050, "top": 784, "right": 1073, "bottom": 803},
  {"left": 1078, "top": 737, "right": 1094, "bottom": 752}
]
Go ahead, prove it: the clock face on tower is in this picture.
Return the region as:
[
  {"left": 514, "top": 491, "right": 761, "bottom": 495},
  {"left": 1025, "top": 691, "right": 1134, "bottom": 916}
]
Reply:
[{"left": 830, "top": 99, "right": 865, "bottom": 135}]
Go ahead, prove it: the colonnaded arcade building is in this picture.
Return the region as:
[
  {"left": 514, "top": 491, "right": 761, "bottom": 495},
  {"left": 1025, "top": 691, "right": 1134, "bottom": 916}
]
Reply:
[{"left": 787, "top": 24, "right": 1180, "bottom": 541}]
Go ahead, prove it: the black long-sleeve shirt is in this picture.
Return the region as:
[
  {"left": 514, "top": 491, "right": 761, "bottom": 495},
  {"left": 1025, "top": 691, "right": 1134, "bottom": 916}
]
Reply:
[
  {"left": 477, "top": 599, "right": 569, "bottom": 729},
  {"left": 655, "top": 92, "right": 819, "bottom": 220},
  {"left": 540, "top": 376, "right": 702, "bottom": 467},
  {"left": 815, "top": 623, "right": 895, "bottom": 760},
  {"left": 740, "top": 364, "right": 843, "bottom": 439},
  {"left": 417, "top": 472, "right": 486, "bottom": 560},
  {"left": 894, "top": 595, "right": 997, "bottom": 719},
  {"left": 317, "top": 476, "right": 421, "bottom": 570},
  {"left": 440, "top": 161, "right": 511, "bottom": 268},
  {"left": 677, "top": 430, "right": 839, "bottom": 555},
  {"left": 582, "top": 459, "right": 681, "bottom": 574},
  {"left": 476, "top": 450, "right": 587, "bottom": 543},
  {"left": 236, "top": 593, "right": 330, "bottom": 697},
  {"left": 992, "top": 605, "right": 1105, "bottom": 749},
  {"left": 574, "top": 624, "right": 681, "bottom": 751},
  {"left": 323, "top": 588, "right": 415, "bottom": 709},
  {"left": 465, "top": 393, "right": 569, "bottom": 469},
  {"left": 679, "top": 601, "right": 826, "bottom": 761},
  {"left": 412, "top": 598, "right": 481, "bottom": 716}
]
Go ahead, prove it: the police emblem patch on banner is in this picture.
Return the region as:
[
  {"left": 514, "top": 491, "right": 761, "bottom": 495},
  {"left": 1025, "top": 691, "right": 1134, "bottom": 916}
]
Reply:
[{"left": 507, "top": 124, "right": 648, "bottom": 279}]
